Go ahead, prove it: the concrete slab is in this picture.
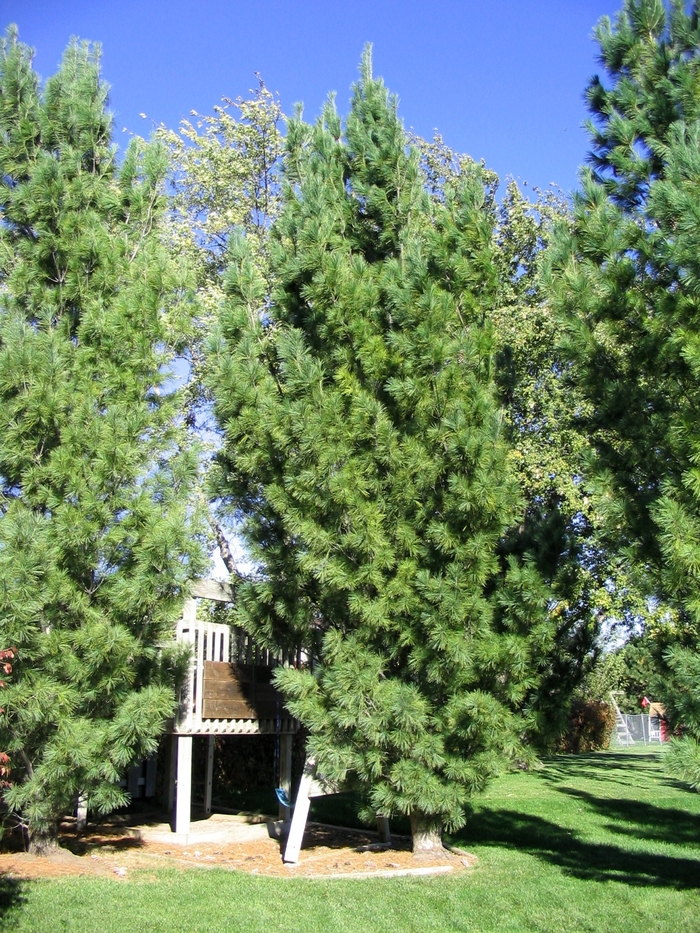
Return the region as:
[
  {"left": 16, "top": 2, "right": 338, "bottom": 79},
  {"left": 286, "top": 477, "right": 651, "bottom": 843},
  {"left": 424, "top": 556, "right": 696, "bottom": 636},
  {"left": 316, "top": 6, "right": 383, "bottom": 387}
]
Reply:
[
  {"left": 92, "top": 811, "right": 274, "bottom": 847},
  {"left": 143, "top": 814, "right": 272, "bottom": 846}
]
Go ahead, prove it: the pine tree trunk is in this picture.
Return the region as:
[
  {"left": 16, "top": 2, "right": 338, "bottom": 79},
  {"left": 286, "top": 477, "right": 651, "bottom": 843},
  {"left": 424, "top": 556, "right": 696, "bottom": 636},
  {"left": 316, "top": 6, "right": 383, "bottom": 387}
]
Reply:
[
  {"left": 76, "top": 794, "right": 88, "bottom": 832},
  {"left": 409, "top": 810, "right": 444, "bottom": 856},
  {"left": 28, "top": 823, "right": 59, "bottom": 856}
]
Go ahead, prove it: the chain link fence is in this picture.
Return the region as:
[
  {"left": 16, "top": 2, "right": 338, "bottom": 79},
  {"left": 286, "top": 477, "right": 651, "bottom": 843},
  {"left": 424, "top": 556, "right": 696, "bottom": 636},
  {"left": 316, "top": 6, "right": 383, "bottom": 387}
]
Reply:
[{"left": 613, "top": 714, "right": 664, "bottom": 746}]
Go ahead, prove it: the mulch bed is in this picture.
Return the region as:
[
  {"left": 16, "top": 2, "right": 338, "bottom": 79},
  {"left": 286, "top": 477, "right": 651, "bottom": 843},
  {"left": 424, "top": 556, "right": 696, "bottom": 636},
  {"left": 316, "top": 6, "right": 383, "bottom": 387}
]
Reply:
[{"left": 0, "top": 820, "right": 475, "bottom": 880}]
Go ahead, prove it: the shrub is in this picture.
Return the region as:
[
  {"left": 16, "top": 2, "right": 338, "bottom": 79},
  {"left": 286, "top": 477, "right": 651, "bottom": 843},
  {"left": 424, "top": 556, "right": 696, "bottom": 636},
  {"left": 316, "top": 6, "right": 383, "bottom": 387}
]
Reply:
[{"left": 559, "top": 698, "right": 616, "bottom": 753}]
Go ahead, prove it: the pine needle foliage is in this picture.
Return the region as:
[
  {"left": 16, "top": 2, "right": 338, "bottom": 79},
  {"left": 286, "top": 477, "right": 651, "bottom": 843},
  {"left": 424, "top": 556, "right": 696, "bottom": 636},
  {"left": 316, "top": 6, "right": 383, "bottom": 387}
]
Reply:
[
  {"left": 412, "top": 140, "right": 641, "bottom": 750},
  {"left": 208, "top": 50, "right": 552, "bottom": 843},
  {"left": 0, "top": 27, "right": 206, "bottom": 846},
  {"left": 545, "top": 1, "right": 700, "bottom": 785}
]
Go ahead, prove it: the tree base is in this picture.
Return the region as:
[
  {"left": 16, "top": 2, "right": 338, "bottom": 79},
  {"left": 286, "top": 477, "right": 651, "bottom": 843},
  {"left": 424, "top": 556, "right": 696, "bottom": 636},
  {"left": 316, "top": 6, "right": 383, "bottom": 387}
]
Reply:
[
  {"left": 409, "top": 811, "right": 444, "bottom": 856},
  {"left": 28, "top": 828, "right": 59, "bottom": 856}
]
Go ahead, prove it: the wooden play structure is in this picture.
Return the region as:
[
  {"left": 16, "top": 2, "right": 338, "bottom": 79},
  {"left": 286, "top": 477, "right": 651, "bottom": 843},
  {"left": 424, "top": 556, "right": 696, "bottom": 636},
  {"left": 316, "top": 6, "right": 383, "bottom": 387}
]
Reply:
[
  {"left": 161, "top": 579, "right": 389, "bottom": 861},
  {"left": 167, "top": 579, "right": 299, "bottom": 839}
]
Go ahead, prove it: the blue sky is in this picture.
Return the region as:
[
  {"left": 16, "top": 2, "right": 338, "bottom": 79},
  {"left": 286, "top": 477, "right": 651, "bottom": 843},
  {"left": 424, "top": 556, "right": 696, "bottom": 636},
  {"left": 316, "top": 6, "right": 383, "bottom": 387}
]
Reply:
[{"left": 1, "top": 1, "right": 622, "bottom": 195}]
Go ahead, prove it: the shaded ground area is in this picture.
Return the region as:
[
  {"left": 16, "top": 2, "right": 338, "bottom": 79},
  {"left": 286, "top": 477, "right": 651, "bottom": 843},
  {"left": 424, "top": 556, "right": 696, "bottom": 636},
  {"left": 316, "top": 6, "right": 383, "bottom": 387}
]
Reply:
[
  {"left": 452, "top": 749, "right": 700, "bottom": 890},
  {"left": 457, "top": 806, "right": 699, "bottom": 889},
  {"left": 3, "top": 749, "right": 696, "bottom": 889},
  {"left": 0, "top": 813, "right": 472, "bottom": 880}
]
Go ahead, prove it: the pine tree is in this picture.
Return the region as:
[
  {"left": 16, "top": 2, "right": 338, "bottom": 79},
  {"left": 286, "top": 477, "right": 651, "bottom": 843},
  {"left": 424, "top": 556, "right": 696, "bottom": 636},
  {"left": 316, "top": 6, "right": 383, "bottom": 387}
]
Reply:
[
  {"left": 0, "top": 28, "right": 206, "bottom": 850},
  {"left": 545, "top": 1, "right": 700, "bottom": 783},
  {"left": 208, "top": 50, "right": 552, "bottom": 851},
  {"left": 490, "top": 181, "right": 605, "bottom": 748},
  {"left": 413, "top": 139, "right": 641, "bottom": 749}
]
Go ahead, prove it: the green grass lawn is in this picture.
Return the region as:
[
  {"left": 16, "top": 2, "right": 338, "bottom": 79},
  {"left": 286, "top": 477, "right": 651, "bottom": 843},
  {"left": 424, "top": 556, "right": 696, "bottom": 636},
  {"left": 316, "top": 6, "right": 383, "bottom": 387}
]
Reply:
[{"left": 2, "top": 747, "right": 699, "bottom": 933}]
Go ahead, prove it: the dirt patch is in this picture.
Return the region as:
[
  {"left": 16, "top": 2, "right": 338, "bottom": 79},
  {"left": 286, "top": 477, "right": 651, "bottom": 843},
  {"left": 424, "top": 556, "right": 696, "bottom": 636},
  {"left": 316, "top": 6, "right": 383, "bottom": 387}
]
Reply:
[{"left": 0, "top": 820, "right": 475, "bottom": 881}]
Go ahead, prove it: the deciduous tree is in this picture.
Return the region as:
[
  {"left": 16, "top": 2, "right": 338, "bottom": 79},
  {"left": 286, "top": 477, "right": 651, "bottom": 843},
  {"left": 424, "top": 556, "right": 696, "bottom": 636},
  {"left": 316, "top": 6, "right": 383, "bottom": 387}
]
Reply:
[{"left": 157, "top": 82, "right": 284, "bottom": 574}]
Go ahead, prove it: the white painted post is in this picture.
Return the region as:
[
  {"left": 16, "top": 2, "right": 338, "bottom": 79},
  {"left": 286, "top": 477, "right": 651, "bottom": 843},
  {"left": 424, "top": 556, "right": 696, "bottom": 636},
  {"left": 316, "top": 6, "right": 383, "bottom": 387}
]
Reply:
[
  {"left": 76, "top": 794, "right": 88, "bottom": 832},
  {"left": 194, "top": 622, "right": 205, "bottom": 728},
  {"left": 175, "top": 735, "right": 193, "bottom": 837},
  {"left": 178, "top": 598, "right": 197, "bottom": 731},
  {"left": 204, "top": 735, "right": 215, "bottom": 816},
  {"left": 278, "top": 733, "right": 293, "bottom": 822},
  {"left": 283, "top": 758, "right": 316, "bottom": 864}
]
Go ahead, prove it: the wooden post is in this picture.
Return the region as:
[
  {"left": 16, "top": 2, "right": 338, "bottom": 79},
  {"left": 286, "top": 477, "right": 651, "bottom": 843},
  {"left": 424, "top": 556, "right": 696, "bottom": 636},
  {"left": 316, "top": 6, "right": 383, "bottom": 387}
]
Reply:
[
  {"left": 278, "top": 733, "right": 293, "bottom": 822},
  {"left": 145, "top": 755, "right": 158, "bottom": 798},
  {"left": 175, "top": 735, "right": 193, "bottom": 837},
  {"left": 166, "top": 734, "right": 177, "bottom": 817},
  {"left": 127, "top": 762, "right": 141, "bottom": 799},
  {"left": 177, "top": 598, "right": 197, "bottom": 732},
  {"left": 195, "top": 623, "right": 205, "bottom": 728},
  {"left": 76, "top": 794, "right": 88, "bottom": 832},
  {"left": 283, "top": 758, "right": 316, "bottom": 864},
  {"left": 376, "top": 816, "right": 391, "bottom": 845},
  {"left": 204, "top": 735, "right": 215, "bottom": 816}
]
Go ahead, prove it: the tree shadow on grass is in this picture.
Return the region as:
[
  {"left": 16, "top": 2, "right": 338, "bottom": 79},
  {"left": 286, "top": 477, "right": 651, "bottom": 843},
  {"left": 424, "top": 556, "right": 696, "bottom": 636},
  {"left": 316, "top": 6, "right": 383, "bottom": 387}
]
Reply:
[
  {"left": 556, "top": 787, "right": 700, "bottom": 849},
  {"left": 544, "top": 751, "right": 658, "bottom": 771},
  {"left": 0, "top": 875, "right": 26, "bottom": 929},
  {"left": 538, "top": 752, "right": 688, "bottom": 793},
  {"left": 453, "top": 808, "right": 700, "bottom": 890},
  {"left": 541, "top": 752, "right": 655, "bottom": 781}
]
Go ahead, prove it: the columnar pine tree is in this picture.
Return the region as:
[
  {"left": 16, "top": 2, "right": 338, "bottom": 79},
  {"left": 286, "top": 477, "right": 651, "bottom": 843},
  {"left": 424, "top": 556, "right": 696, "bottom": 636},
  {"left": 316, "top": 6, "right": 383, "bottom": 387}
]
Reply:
[
  {"left": 209, "top": 51, "right": 552, "bottom": 851},
  {"left": 414, "top": 139, "right": 645, "bottom": 748},
  {"left": 0, "top": 29, "right": 206, "bottom": 849},
  {"left": 546, "top": 1, "right": 700, "bottom": 781}
]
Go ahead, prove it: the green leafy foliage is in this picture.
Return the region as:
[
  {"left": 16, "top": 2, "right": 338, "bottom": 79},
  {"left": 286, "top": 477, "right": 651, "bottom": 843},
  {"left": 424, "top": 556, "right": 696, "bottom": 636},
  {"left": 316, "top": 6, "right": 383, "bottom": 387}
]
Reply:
[
  {"left": 0, "top": 27, "right": 206, "bottom": 845},
  {"left": 412, "top": 136, "right": 636, "bottom": 748},
  {"left": 208, "top": 49, "right": 554, "bottom": 844},
  {"left": 490, "top": 180, "right": 602, "bottom": 746},
  {"left": 156, "top": 82, "right": 283, "bottom": 430},
  {"left": 155, "top": 81, "right": 285, "bottom": 574},
  {"left": 593, "top": 607, "right": 688, "bottom": 714}
]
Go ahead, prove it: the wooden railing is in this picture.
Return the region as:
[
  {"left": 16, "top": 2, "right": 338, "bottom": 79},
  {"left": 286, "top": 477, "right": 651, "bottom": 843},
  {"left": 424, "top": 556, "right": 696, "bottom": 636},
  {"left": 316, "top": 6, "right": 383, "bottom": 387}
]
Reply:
[{"left": 174, "top": 580, "right": 298, "bottom": 736}]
